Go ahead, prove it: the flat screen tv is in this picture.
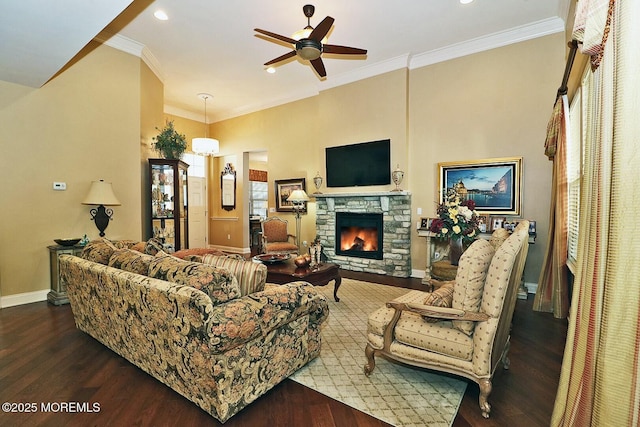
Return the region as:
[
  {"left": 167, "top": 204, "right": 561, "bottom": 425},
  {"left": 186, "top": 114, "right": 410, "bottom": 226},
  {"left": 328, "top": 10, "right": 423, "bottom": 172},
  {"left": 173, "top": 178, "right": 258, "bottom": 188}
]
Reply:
[{"left": 325, "top": 139, "right": 391, "bottom": 188}]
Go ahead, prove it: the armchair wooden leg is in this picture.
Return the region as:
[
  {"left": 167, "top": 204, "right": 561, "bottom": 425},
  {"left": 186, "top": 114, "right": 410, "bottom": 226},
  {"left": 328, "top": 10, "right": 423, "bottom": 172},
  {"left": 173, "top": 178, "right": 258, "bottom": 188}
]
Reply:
[
  {"left": 501, "top": 338, "right": 512, "bottom": 370},
  {"left": 478, "top": 378, "right": 492, "bottom": 419},
  {"left": 363, "top": 344, "right": 376, "bottom": 376}
]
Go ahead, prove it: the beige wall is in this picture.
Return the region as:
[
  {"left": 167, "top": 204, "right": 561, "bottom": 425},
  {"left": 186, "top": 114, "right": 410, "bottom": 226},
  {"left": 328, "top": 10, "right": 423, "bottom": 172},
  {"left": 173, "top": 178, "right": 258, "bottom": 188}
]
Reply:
[
  {"left": 410, "top": 33, "right": 565, "bottom": 283},
  {"left": 0, "top": 43, "right": 163, "bottom": 300},
  {"left": 210, "top": 33, "right": 565, "bottom": 284}
]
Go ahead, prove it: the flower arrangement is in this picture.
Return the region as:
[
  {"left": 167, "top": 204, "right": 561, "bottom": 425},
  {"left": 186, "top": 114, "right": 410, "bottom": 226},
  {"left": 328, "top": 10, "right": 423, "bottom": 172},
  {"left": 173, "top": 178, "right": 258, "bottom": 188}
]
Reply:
[
  {"left": 153, "top": 120, "right": 187, "bottom": 159},
  {"left": 429, "top": 189, "right": 480, "bottom": 244}
]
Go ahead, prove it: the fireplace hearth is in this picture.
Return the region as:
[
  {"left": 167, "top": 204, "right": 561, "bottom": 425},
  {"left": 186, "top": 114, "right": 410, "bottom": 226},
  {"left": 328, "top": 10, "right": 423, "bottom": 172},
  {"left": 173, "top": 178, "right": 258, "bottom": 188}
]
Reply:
[{"left": 336, "top": 212, "right": 383, "bottom": 260}]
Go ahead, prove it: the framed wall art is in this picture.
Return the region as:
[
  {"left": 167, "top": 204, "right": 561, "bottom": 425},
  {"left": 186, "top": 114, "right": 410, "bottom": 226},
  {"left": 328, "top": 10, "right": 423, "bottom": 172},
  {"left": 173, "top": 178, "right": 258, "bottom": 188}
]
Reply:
[
  {"left": 438, "top": 157, "right": 523, "bottom": 215},
  {"left": 275, "top": 178, "right": 307, "bottom": 212}
]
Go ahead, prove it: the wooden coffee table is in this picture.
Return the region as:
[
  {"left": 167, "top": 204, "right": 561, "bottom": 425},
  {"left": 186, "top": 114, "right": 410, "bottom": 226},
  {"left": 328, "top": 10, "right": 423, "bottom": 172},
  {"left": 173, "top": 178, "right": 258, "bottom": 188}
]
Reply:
[{"left": 262, "top": 260, "right": 342, "bottom": 302}]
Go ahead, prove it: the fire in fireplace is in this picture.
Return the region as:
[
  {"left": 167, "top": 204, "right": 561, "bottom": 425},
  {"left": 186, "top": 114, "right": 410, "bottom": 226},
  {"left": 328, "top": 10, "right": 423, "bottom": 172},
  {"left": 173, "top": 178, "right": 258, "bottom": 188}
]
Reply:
[{"left": 335, "top": 212, "right": 383, "bottom": 260}]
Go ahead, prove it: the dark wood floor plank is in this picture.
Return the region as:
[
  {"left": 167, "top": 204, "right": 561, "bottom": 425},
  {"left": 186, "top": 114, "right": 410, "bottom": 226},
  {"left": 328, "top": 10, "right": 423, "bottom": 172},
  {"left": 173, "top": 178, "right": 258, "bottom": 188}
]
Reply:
[{"left": 0, "top": 272, "right": 567, "bottom": 426}]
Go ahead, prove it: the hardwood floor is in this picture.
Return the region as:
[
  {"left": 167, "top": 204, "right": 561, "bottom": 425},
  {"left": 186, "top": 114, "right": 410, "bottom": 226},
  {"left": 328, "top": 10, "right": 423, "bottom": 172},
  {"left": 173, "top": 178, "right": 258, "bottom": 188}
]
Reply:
[{"left": 0, "top": 271, "right": 567, "bottom": 427}]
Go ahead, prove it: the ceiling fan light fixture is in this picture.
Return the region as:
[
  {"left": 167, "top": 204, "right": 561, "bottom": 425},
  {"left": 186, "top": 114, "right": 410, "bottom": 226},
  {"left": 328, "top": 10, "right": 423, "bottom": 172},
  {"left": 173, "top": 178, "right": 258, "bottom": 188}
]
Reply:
[{"left": 295, "top": 39, "right": 322, "bottom": 61}]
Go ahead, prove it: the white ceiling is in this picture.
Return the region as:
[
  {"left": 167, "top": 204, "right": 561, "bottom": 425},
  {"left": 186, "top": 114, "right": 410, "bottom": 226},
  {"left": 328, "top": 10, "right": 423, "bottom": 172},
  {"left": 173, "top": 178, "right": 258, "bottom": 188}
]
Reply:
[{"left": 1, "top": 0, "right": 570, "bottom": 123}]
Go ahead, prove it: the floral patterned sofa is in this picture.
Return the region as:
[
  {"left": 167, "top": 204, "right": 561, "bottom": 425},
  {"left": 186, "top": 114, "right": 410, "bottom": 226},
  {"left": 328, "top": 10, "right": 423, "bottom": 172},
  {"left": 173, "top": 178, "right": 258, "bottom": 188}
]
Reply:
[{"left": 59, "top": 238, "right": 329, "bottom": 423}]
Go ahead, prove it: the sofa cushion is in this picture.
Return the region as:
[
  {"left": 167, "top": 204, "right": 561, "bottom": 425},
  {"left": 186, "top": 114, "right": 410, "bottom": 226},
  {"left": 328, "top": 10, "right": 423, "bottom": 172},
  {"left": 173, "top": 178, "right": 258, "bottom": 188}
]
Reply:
[
  {"left": 108, "top": 248, "right": 156, "bottom": 276},
  {"left": 201, "top": 254, "right": 267, "bottom": 296},
  {"left": 451, "top": 239, "right": 495, "bottom": 336},
  {"left": 81, "top": 238, "right": 117, "bottom": 265},
  {"left": 148, "top": 254, "right": 241, "bottom": 305}
]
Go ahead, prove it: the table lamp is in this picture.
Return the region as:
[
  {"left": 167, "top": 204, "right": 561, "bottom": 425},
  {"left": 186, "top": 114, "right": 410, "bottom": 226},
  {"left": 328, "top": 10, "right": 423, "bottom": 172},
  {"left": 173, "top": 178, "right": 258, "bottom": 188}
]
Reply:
[{"left": 82, "top": 180, "right": 121, "bottom": 237}]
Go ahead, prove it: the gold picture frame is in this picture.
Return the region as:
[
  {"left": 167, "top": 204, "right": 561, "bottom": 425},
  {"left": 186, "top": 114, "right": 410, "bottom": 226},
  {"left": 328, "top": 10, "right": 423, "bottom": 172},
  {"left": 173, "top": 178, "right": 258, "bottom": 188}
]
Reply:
[{"left": 438, "top": 157, "right": 523, "bottom": 216}]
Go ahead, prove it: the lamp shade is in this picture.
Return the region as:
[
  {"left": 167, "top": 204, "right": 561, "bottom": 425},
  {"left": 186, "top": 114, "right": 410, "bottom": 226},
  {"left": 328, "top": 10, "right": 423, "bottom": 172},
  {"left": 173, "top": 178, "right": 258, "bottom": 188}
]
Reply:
[
  {"left": 287, "top": 189, "right": 309, "bottom": 202},
  {"left": 192, "top": 137, "right": 219, "bottom": 155},
  {"left": 82, "top": 180, "right": 121, "bottom": 206}
]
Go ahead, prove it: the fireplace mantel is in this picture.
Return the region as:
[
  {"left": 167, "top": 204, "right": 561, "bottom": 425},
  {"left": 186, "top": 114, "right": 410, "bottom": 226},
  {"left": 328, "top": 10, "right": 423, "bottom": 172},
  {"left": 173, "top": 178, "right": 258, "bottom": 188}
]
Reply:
[{"left": 314, "top": 191, "right": 410, "bottom": 199}]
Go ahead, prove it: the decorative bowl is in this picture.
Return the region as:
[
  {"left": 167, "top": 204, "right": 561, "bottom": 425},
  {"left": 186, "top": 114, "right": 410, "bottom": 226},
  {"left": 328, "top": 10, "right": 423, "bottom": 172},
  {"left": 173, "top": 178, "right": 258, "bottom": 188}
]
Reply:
[
  {"left": 54, "top": 238, "right": 81, "bottom": 247},
  {"left": 253, "top": 253, "right": 290, "bottom": 264},
  {"left": 294, "top": 254, "right": 312, "bottom": 267}
]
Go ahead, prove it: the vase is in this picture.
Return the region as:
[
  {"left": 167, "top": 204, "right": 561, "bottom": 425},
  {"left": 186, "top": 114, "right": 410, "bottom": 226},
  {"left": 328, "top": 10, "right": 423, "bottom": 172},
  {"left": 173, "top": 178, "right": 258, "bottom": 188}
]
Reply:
[{"left": 449, "top": 236, "right": 464, "bottom": 266}]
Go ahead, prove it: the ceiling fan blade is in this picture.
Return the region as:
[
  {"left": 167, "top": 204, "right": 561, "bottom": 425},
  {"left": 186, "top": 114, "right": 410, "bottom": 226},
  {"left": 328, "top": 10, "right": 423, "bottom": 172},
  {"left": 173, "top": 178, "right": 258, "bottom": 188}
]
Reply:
[
  {"left": 264, "top": 51, "right": 297, "bottom": 66},
  {"left": 309, "top": 16, "right": 334, "bottom": 41},
  {"left": 310, "top": 58, "right": 326, "bottom": 78},
  {"left": 323, "top": 44, "right": 367, "bottom": 55},
  {"left": 254, "top": 28, "right": 297, "bottom": 45}
]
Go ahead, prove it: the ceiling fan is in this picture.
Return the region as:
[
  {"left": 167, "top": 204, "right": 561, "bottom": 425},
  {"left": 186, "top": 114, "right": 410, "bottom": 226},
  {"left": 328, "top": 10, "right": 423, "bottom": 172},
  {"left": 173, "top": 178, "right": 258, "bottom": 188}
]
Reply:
[{"left": 254, "top": 4, "right": 367, "bottom": 78}]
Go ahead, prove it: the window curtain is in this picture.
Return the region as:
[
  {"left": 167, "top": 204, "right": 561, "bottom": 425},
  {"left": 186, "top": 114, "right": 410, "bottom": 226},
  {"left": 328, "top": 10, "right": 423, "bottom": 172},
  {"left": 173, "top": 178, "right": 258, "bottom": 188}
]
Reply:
[
  {"left": 534, "top": 95, "right": 570, "bottom": 319},
  {"left": 552, "top": 0, "right": 640, "bottom": 425}
]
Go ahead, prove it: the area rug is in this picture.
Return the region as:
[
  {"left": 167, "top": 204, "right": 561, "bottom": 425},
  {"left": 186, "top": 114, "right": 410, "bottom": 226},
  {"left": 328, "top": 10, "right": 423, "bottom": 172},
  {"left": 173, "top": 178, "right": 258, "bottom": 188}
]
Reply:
[{"left": 290, "top": 278, "right": 467, "bottom": 427}]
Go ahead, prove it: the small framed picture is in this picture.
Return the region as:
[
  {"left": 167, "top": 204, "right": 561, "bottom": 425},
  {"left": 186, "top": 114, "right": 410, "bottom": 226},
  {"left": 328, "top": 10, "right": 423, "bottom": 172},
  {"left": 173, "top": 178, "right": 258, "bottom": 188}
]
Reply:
[
  {"left": 528, "top": 220, "right": 537, "bottom": 234},
  {"left": 491, "top": 216, "right": 506, "bottom": 231},
  {"left": 477, "top": 214, "right": 490, "bottom": 233},
  {"left": 419, "top": 217, "right": 435, "bottom": 230}
]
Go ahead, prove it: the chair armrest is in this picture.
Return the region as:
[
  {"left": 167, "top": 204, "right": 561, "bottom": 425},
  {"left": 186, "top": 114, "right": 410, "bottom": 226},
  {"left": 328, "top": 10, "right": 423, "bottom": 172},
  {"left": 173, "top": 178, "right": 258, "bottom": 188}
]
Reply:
[{"left": 386, "top": 301, "right": 490, "bottom": 322}]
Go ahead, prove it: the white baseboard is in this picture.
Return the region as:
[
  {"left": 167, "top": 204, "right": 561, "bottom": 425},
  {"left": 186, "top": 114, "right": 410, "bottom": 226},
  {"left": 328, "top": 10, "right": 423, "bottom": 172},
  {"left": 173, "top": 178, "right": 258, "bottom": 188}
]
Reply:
[
  {"left": 525, "top": 281, "right": 538, "bottom": 294},
  {"left": 1, "top": 289, "right": 48, "bottom": 309},
  {"left": 412, "top": 269, "right": 426, "bottom": 279}
]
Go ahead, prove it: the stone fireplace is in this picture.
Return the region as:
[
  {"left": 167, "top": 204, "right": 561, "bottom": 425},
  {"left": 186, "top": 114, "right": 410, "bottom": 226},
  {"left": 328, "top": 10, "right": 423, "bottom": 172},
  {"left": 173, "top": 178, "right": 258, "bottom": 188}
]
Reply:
[{"left": 315, "top": 192, "right": 411, "bottom": 277}]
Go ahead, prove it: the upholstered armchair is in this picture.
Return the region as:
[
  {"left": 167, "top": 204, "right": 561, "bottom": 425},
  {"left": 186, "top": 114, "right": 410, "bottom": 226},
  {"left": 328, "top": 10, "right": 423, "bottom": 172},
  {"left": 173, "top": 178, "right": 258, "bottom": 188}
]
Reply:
[
  {"left": 260, "top": 217, "right": 299, "bottom": 254},
  {"left": 364, "top": 222, "right": 529, "bottom": 418}
]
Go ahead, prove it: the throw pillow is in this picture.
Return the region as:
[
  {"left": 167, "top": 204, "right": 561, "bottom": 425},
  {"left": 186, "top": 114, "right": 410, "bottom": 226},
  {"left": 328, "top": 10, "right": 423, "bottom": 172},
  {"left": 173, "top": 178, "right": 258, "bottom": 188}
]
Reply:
[
  {"left": 201, "top": 254, "right": 268, "bottom": 296},
  {"left": 148, "top": 254, "right": 241, "bottom": 305},
  {"left": 144, "top": 238, "right": 165, "bottom": 255},
  {"left": 451, "top": 239, "right": 495, "bottom": 336},
  {"left": 108, "top": 249, "right": 155, "bottom": 276},
  {"left": 422, "top": 281, "right": 455, "bottom": 323},
  {"left": 423, "top": 282, "right": 455, "bottom": 307},
  {"left": 130, "top": 241, "right": 146, "bottom": 253},
  {"left": 172, "top": 247, "right": 224, "bottom": 259},
  {"left": 80, "top": 238, "right": 117, "bottom": 265}
]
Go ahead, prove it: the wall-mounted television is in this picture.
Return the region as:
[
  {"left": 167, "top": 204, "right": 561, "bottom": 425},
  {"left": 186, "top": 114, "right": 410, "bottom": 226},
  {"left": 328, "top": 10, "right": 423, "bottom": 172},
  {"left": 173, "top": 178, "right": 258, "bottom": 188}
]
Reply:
[{"left": 325, "top": 139, "right": 391, "bottom": 187}]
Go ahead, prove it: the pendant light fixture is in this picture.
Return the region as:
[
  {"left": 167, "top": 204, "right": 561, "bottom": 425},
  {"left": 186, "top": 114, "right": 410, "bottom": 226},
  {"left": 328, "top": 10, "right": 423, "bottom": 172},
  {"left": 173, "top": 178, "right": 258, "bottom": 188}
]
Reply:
[{"left": 192, "top": 93, "right": 220, "bottom": 155}]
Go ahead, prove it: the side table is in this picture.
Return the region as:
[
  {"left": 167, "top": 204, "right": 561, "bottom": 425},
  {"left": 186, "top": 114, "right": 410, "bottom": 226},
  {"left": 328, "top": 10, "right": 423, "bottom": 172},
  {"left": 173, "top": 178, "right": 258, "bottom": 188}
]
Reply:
[{"left": 47, "top": 244, "right": 83, "bottom": 305}]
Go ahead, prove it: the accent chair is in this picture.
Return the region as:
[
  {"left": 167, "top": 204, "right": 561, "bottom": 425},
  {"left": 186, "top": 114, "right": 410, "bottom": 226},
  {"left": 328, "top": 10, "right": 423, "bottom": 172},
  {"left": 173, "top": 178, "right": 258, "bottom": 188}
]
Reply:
[
  {"left": 364, "top": 222, "right": 529, "bottom": 419},
  {"left": 260, "top": 217, "right": 299, "bottom": 255}
]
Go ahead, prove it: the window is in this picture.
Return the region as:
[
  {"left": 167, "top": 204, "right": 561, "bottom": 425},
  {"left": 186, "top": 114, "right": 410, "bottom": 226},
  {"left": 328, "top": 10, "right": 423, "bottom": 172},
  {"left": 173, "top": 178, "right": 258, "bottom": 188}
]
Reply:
[
  {"left": 566, "top": 91, "right": 581, "bottom": 268},
  {"left": 249, "top": 181, "right": 268, "bottom": 219}
]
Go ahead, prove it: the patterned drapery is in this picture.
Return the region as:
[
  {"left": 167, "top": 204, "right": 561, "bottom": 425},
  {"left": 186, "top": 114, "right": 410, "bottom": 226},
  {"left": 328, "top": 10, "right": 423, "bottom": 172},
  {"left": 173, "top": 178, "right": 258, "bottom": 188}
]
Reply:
[
  {"left": 552, "top": 0, "right": 640, "bottom": 425},
  {"left": 249, "top": 169, "right": 267, "bottom": 182},
  {"left": 534, "top": 95, "right": 570, "bottom": 319}
]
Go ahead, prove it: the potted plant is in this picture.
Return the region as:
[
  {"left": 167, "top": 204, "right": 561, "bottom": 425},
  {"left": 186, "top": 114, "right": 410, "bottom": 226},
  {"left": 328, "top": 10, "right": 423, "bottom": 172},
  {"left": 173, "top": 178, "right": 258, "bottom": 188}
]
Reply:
[{"left": 152, "top": 120, "right": 187, "bottom": 159}]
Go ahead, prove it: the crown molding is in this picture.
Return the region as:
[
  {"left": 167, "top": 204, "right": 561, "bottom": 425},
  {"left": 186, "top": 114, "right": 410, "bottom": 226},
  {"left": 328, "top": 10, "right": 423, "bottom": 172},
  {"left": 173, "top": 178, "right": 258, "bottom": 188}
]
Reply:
[
  {"left": 319, "top": 54, "right": 411, "bottom": 92},
  {"left": 97, "top": 33, "right": 165, "bottom": 83},
  {"left": 409, "top": 17, "right": 565, "bottom": 70}
]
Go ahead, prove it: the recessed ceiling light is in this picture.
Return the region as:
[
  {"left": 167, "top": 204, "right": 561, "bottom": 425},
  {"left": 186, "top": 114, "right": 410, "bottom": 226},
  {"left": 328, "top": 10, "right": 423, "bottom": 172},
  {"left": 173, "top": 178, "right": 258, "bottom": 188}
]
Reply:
[
  {"left": 154, "top": 10, "right": 169, "bottom": 20},
  {"left": 266, "top": 67, "right": 276, "bottom": 74},
  {"left": 460, "top": 0, "right": 474, "bottom": 4}
]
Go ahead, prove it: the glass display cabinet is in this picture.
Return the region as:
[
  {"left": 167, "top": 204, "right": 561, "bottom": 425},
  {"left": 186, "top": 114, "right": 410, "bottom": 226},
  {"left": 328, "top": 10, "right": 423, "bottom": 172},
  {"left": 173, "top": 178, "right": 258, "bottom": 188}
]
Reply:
[{"left": 149, "top": 159, "right": 189, "bottom": 251}]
